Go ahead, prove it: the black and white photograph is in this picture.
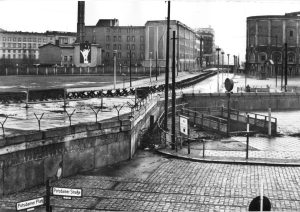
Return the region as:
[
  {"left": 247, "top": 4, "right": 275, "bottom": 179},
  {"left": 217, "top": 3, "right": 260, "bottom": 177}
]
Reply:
[{"left": 1, "top": 0, "right": 300, "bottom": 211}]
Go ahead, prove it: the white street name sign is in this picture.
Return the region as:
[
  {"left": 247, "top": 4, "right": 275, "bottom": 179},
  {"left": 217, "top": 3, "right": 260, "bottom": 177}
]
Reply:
[
  {"left": 16, "top": 197, "right": 44, "bottom": 211},
  {"left": 179, "top": 115, "right": 189, "bottom": 135},
  {"left": 52, "top": 187, "right": 82, "bottom": 198}
]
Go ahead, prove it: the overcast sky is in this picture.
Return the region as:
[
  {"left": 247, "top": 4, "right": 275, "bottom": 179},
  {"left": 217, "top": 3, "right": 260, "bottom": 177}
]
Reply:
[{"left": 1, "top": 0, "right": 300, "bottom": 62}]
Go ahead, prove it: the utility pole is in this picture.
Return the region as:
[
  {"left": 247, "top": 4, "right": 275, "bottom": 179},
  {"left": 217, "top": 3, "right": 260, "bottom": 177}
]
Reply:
[
  {"left": 285, "top": 42, "right": 288, "bottom": 92},
  {"left": 156, "top": 51, "right": 158, "bottom": 81},
  {"left": 216, "top": 47, "right": 221, "bottom": 93},
  {"left": 227, "top": 53, "right": 230, "bottom": 75},
  {"left": 221, "top": 51, "right": 224, "bottom": 87},
  {"left": 200, "top": 36, "right": 203, "bottom": 69},
  {"left": 171, "top": 31, "right": 176, "bottom": 150},
  {"left": 129, "top": 49, "right": 132, "bottom": 87},
  {"left": 164, "top": 0, "right": 170, "bottom": 132}
]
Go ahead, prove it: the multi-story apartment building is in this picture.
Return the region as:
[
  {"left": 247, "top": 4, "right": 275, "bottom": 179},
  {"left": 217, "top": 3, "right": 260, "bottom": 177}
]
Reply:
[
  {"left": 195, "top": 27, "right": 215, "bottom": 66},
  {"left": 0, "top": 29, "right": 76, "bottom": 66},
  {"left": 145, "top": 20, "right": 200, "bottom": 72},
  {"left": 85, "top": 20, "right": 145, "bottom": 66},
  {"left": 246, "top": 11, "right": 300, "bottom": 76}
]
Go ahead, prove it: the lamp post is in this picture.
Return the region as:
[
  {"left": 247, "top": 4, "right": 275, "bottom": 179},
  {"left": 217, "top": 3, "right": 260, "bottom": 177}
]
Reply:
[
  {"left": 149, "top": 51, "right": 152, "bottom": 86},
  {"left": 227, "top": 53, "right": 230, "bottom": 76},
  {"left": 221, "top": 51, "right": 224, "bottom": 88},
  {"left": 216, "top": 47, "right": 221, "bottom": 93},
  {"left": 113, "top": 50, "right": 117, "bottom": 89}
]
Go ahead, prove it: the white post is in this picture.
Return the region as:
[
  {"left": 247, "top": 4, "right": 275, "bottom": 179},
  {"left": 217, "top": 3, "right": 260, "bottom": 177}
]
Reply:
[
  {"left": 46, "top": 67, "right": 48, "bottom": 75},
  {"left": 268, "top": 108, "right": 271, "bottom": 137},
  {"left": 72, "top": 67, "right": 74, "bottom": 75},
  {"left": 260, "top": 178, "right": 264, "bottom": 212},
  {"left": 16, "top": 64, "right": 19, "bottom": 75},
  {"left": 5, "top": 67, "right": 8, "bottom": 76}
]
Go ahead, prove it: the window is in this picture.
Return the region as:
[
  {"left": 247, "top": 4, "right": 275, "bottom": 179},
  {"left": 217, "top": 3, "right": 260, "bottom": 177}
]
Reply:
[
  {"left": 140, "top": 53, "right": 144, "bottom": 59},
  {"left": 18, "top": 50, "right": 21, "bottom": 53},
  {"left": 8, "top": 43, "right": 11, "bottom": 48},
  {"left": 127, "top": 52, "right": 131, "bottom": 58},
  {"left": 23, "top": 37, "right": 26, "bottom": 42},
  {"left": 70, "top": 56, "right": 73, "bottom": 61},
  {"left": 13, "top": 43, "right": 16, "bottom": 48},
  {"left": 106, "top": 44, "right": 110, "bottom": 49},
  {"left": 23, "top": 43, "right": 26, "bottom": 48},
  {"left": 8, "top": 50, "right": 10, "bottom": 53},
  {"left": 33, "top": 43, "right": 36, "bottom": 48},
  {"left": 64, "top": 56, "right": 68, "bottom": 61},
  {"left": 38, "top": 38, "right": 41, "bottom": 42},
  {"left": 118, "top": 44, "right": 121, "bottom": 50},
  {"left": 106, "top": 28, "right": 110, "bottom": 33},
  {"left": 118, "top": 36, "right": 121, "bottom": 41},
  {"left": 28, "top": 38, "right": 31, "bottom": 42},
  {"left": 13, "top": 50, "right": 16, "bottom": 53},
  {"left": 260, "top": 55, "right": 266, "bottom": 61},
  {"left": 127, "top": 44, "right": 130, "bottom": 50},
  {"left": 106, "top": 35, "right": 110, "bottom": 41},
  {"left": 113, "top": 44, "right": 117, "bottom": 50},
  {"left": 132, "top": 36, "right": 135, "bottom": 42},
  {"left": 113, "top": 36, "right": 117, "bottom": 42},
  {"left": 117, "top": 52, "right": 121, "bottom": 58},
  {"left": 43, "top": 38, "right": 46, "bottom": 42},
  {"left": 127, "top": 36, "right": 130, "bottom": 42},
  {"left": 18, "top": 43, "right": 21, "bottom": 48},
  {"left": 13, "top": 37, "right": 16, "bottom": 41},
  {"left": 18, "top": 38, "right": 21, "bottom": 42},
  {"left": 28, "top": 44, "right": 31, "bottom": 48},
  {"left": 106, "top": 52, "right": 110, "bottom": 58},
  {"left": 140, "top": 44, "right": 144, "bottom": 50},
  {"left": 33, "top": 38, "right": 36, "bottom": 42},
  {"left": 8, "top": 37, "right": 11, "bottom": 41},
  {"left": 290, "top": 30, "right": 293, "bottom": 37},
  {"left": 3, "top": 37, "right": 6, "bottom": 41},
  {"left": 131, "top": 44, "right": 135, "bottom": 50},
  {"left": 132, "top": 52, "right": 136, "bottom": 58},
  {"left": 2, "top": 43, "right": 5, "bottom": 47},
  {"left": 140, "top": 36, "right": 144, "bottom": 42}
]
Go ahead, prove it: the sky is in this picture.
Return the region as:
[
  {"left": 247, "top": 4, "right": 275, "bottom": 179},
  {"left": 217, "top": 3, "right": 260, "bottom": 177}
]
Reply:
[{"left": 1, "top": 0, "right": 300, "bottom": 62}]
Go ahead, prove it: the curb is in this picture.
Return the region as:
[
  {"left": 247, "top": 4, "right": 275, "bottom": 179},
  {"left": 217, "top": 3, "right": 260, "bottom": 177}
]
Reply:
[{"left": 156, "top": 149, "right": 300, "bottom": 167}]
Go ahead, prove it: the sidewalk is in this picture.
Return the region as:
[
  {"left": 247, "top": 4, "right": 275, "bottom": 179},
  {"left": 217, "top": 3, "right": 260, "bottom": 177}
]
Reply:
[{"left": 157, "top": 135, "right": 300, "bottom": 166}]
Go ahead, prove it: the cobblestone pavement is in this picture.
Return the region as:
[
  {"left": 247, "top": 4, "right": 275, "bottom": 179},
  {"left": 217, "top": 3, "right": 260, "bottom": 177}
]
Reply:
[{"left": 1, "top": 158, "right": 300, "bottom": 211}]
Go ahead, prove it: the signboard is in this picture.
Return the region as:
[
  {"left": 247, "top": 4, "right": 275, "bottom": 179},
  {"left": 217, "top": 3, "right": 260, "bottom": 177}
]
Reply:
[
  {"left": 179, "top": 115, "right": 189, "bottom": 135},
  {"left": 80, "top": 41, "right": 91, "bottom": 64},
  {"left": 52, "top": 187, "right": 82, "bottom": 199},
  {"left": 16, "top": 197, "right": 44, "bottom": 211}
]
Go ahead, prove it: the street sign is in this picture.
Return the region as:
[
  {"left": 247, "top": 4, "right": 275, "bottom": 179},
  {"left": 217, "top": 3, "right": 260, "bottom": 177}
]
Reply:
[
  {"left": 179, "top": 115, "right": 189, "bottom": 135},
  {"left": 16, "top": 197, "right": 44, "bottom": 211},
  {"left": 52, "top": 187, "right": 82, "bottom": 199}
]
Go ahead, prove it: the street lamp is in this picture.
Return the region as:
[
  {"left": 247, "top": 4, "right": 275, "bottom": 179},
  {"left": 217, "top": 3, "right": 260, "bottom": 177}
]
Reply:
[
  {"left": 227, "top": 53, "right": 230, "bottom": 76},
  {"left": 221, "top": 51, "right": 224, "bottom": 88},
  {"left": 216, "top": 47, "right": 221, "bottom": 93},
  {"left": 149, "top": 51, "right": 152, "bottom": 85},
  {"left": 113, "top": 50, "right": 117, "bottom": 89}
]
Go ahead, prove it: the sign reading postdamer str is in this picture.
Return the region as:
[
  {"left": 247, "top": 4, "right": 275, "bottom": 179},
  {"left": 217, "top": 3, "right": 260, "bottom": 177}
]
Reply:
[
  {"left": 179, "top": 115, "right": 189, "bottom": 136},
  {"left": 16, "top": 197, "right": 44, "bottom": 211},
  {"left": 52, "top": 187, "right": 82, "bottom": 198}
]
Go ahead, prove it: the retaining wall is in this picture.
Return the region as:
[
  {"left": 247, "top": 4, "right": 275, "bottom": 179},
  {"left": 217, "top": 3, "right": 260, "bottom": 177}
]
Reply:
[
  {"left": 184, "top": 92, "right": 300, "bottom": 111},
  {"left": 0, "top": 97, "right": 164, "bottom": 196}
]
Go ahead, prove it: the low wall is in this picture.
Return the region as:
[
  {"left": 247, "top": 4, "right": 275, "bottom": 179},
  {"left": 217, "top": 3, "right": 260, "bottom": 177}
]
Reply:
[
  {"left": 184, "top": 92, "right": 300, "bottom": 111},
  {"left": 0, "top": 96, "right": 164, "bottom": 196}
]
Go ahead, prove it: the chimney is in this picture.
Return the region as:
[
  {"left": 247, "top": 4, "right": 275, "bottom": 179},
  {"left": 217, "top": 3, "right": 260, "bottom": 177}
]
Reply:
[{"left": 77, "top": 1, "right": 85, "bottom": 43}]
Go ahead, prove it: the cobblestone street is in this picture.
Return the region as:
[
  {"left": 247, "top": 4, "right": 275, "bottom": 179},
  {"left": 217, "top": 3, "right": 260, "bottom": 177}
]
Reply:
[{"left": 1, "top": 153, "right": 300, "bottom": 211}]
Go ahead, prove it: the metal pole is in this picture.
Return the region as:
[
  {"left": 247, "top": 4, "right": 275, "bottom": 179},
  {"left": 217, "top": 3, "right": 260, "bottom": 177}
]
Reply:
[
  {"left": 216, "top": 48, "right": 221, "bottom": 93},
  {"left": 246, "top": 114, "right": 249, "bottom": 160},
  {"left": 275, "top": 36, "right": 278, "bottom": 89},
  {"left": 130, "top": 49, "right": 132, "bottom": 87},
  {"left": 268, "top": 108, "right": 271, "bottom": 137},
  {"left": 227, "top": 92, "right": 231, "bottom": 137},
  {"left": 113, "top": 51, "right": 117, "bottom": 89},
  {"left": 221, "top": 51, "right": 224, "bottom": 88},
  {"left": 227, "top": 53, "right": 230, "bottom": 76},
  {"left": 46, "top": 179, "right": 52, "bottom": 212},
  {"left": 164, "top": 0, "right": 170, "bottom": 132},
  {"left": 171, "top": 31, "right": 176, "bottom": 150},
  {"left": 284, "top": 42, "right": 288, "bottom": 92},
  {"left": 200, "top": 36, "right": 203, "bottom": 69},
  {"left": 150, "top": 52, "right": 152, "bottom": 85},
  {"left": 156, "top": 51, "right": 158, "bottom": 81}
]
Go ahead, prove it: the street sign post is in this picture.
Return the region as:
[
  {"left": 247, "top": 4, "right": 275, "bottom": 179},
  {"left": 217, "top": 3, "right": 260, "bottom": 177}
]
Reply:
[
  {"left": 16, "top": 197, "right": 44, "bottom": 211},
  {"left": 52, "top": 187, "right": 82, "bottom": 200},
  {"left": 179, "top": 115, "right": 189, "bottom": 136}
]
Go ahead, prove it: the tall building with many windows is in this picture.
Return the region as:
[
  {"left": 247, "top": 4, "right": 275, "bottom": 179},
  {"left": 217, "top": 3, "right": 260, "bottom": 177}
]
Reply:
[
  {"left": 195, "top": 27, "right": 215, "bottom": 66},
  {"left": 246, "top": 12, "right": 300, "bottom": 76},
  {"left": 85, "top": 20, "right": 145, "bottom": 66},
  {"left": 0, "top": 30, "right": 76, "bottom": 66}
]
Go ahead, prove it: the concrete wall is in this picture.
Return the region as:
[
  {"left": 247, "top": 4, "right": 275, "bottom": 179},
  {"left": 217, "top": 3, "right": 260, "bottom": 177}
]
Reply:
[
  {"left": 183, "top": 92, "right": 300, "bottom": 111},
  {"left": 0, "top": 97, "right": 163, "bottom": 196}
]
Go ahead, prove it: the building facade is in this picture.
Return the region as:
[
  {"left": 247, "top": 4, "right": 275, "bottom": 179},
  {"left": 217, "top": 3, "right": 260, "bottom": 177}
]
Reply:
[
  {"left": 195, "top": 27, "right": 215, "bottom": 66},
  {"left": 0, "top": 30, "right": 76, "bottom": 66},
  {"left": 145, "top": 20, "right": 200, "bottom": 72},
  {"left": 85, "top": 23, "right": 145, "bottom": 66},
  {"left": 246, "top": 12, "right": 300, "bottom": 76}
]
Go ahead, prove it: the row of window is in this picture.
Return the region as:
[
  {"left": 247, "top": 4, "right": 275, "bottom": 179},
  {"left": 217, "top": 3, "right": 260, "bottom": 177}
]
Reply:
[
  {"left": 105, "top": 52, "right": 144, "bottom": 59},
  {"left": 63, "top": 55, "right": 73, "bottom": 62},
  {"left": 106, "top": 35, "right": 144, "bottom": 42},
  {"left": 106, "top": 28, "right": 138, "bottom": 34},
  {"left": 2, "top": 54, "right": 37, "bottom": 59},
  {"left": 2, "top": 49, "right": 38, "bottom": 54},
  {"left": 2, "top": 37, "right": 48, "bottom": 42},
  {"left": 105, "top": 44, "right": 144, "bottom": 50},
  {"left": 2, "top": 42, "right": 45, "bottom": 49}
]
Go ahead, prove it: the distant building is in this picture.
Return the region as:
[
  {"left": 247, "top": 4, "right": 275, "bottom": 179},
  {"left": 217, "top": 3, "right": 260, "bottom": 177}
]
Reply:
[
  {"left": 0, "top": 30, "right": 76, "bottom": 66},
  {"left": 246, "top": 12, "right": 300, "bottom": 76},
  {"left": 195, "top": 27, "right": 215, "bottom": 66},
  {"left": 145, "top": 20, "right": 200, "bottom": 71},
  {"left": 85, "top": 23, "right": 145, "bottom": 66}
]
